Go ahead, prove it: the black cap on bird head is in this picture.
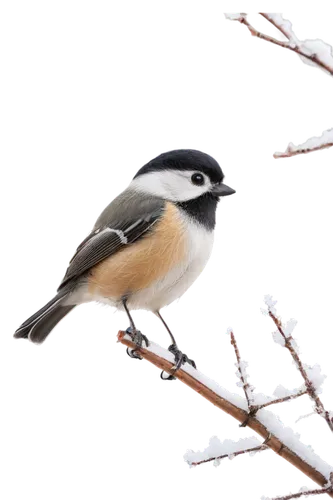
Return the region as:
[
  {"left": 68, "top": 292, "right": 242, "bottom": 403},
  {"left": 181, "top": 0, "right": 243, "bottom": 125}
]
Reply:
[{"left": 134, "top": 149, "right": 224, "bottom": 184}]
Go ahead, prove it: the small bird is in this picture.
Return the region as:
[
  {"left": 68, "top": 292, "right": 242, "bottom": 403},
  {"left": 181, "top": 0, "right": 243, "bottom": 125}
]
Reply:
[{"left": 14, "top": 149, "right": 235, "bottom": 379}]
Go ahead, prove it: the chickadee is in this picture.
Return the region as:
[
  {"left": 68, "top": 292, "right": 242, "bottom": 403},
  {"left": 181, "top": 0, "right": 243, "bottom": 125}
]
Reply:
[{"left": 14, "top": 149, "right": 235, "bottom": 378}]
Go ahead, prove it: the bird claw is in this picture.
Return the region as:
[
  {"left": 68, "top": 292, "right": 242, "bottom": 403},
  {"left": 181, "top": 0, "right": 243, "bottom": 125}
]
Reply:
[
  {"left": 168, "top": 343, "right": 197, "bottom": 369},
  {"left": 160, "top": 372, "right": 177, "bottom": 384},
  {"left": 126, "top": 327, "right": 149, "bottom": 360},
  {"left": 160, "top": 344, "right": 196, "bottom": 381}
]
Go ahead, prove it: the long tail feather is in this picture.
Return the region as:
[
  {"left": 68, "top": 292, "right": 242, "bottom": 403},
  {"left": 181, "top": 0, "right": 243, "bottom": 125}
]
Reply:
[{"left": 14, "top": 292, "right": 75, "bottom": 343}]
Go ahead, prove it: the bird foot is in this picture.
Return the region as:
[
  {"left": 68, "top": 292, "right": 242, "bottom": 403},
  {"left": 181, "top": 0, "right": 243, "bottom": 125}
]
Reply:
[
  {"left": 125, "top": 326, "right": 149, "bottom": 359},
  {"left": 160, "top": 344, "right": 199, "bottom": 384}
]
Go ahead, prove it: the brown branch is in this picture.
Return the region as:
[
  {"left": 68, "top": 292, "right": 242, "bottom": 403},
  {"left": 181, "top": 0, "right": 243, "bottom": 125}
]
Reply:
[
  {"left": 268, "top": 311, "right": 333, "bottom": 433},
  {"left": 117, "top": 331, "right": 333, "bottom": 496},
  {"left": 235, "top": 14, "right": 333, "bottom": 76},
  {"left": 189, "top": 443, "right": 268, "bottom": 467},
  {"left": 274, "top": 142, "right": 333, "bottom": 159},
  {"left": 239, "top": 16, "right": 292, "bottom": 49}
]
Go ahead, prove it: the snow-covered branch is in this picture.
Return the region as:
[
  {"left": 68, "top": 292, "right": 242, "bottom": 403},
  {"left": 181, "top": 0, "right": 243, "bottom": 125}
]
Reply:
[
  {"left": 224, "top": 9, "right": 333, "bottom": 78},
  {"left": 230, "top": 330, "right": 255, "bottom": 414},
  {"left": 191, "top": 445, "right": 267, "bottom": 467},
  {"left": 269, "top": 488, "right": 332, "bottom": 500},
  {"left": 183, "top": 433, "right": 269, "bottom": 468},
  {"left": 274, "top": 129, "right": 333, "bottom": 159},
  {"left": 118, "top": 325, "right": 333, "bottom": 497},
  {"left": 264, "top": 296, "right": 333, "bottom": 433},
  {"left": 255, "top": 389, "right": 308, "bottom": 411}
]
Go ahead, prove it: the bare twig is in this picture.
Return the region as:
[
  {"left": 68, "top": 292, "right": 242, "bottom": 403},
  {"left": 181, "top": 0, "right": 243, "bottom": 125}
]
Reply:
[
  {"left": 189, "top": 443, "right": 268, "bottom": 467},
  {"left": 227, "top": 14, "right": 333, "bottom": 76},
  {"left": 230, "top": 331, "right": 254, "bottom": 411},
  {"left": 258, "top": 9, "right": 333, "bottom": 78},
  {"left": 238, "top": 16, "right": 292, "bottom": 50},
  {"left": 269, "top": 482, "right": 333, "bottom": 500},
  {"left": 270, "top": 472, "right": 333, "bottom": 500},
  {"left": 118, "top": 331, "right": 333, "bottom": 496},
  {"left": 257, "top": 9, "right": 290, "bottom": 41},
  {"left": 267, "top": 309, "right": 333, "bottom": 433},
  {"left": 256, "top": 390, "right": 308, "bottom": 411}
]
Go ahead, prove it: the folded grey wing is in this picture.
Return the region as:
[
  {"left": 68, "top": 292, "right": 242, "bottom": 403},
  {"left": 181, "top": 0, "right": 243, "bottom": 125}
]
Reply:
[{"left": 58, "top": 205, "right": 164, "bottom": 290}]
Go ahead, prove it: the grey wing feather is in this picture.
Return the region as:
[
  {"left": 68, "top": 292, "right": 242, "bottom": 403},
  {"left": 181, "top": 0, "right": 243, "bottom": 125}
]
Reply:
[{"left": 58, "top": 189, "right": 165, "bottom": 290}]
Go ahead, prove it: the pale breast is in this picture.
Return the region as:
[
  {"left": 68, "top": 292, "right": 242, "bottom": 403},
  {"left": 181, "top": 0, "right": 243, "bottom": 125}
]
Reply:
[
  {"left": 87, "top": 202, "right": 187, "bottom": 302},
  {"left": 125, "top": 212, "right": 215, "bottom": 311}
]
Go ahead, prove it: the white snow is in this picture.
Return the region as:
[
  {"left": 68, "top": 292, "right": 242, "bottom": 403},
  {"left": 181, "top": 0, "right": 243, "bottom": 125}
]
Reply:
[
  {"left": 253, "top": 392, "right": 275, "bottom": 405},
  {"left": 284, "top": 318, "right": 298, "bottom": 337},
  {"left": 262, "top": 292, "right": 280, "bottom": 318},
  {"left": 258, "top": 410, "right": 332, "bottom": 479},
  {"left": 271, "top": 328, "right": 285, "bottom": 348},
  {"left": 224, "top": 13, "right": 244, "bottom": 21},
  {"left": 175, "top": 293, "right": 333, "bottom": 480},
  {"left": 290, "top": 338, "right": 300, "bottom": 355},
  {"left": 123, "top": 333, "right": 248, "bottom": 411},
  {"left": 253, "top": 386, "right": 304, "bottom": 407},
  {"left": 184, "top": 436, "right": 262, "bottom": 465},
  {"left": 256, "top": 288, "right": 280, "bottom": 320},
  {"left": 226, "top": 12, "right": 333, "bottom": 76},
  {"left": 261, "top": 14, "right": 333, "bottom": 75},
  {"left": 304, "top": 364, "right": 326, "bottom": 394},
  {"left": 272, "top": 384, "right": 304, "bottom": 399},
  {"left": 269, "top": 320, "right": 296, "bottom": 347},
  {"left": 263, "top": 13, "right": 299, "bottom": 44},
  {"left": 286, "top": 127, "right": 333, "bottom": 152},
  {"left": 299, "top": 38, "right": 333, "bottom": 73},
  {"left": 211, "top": 459, "right": 224, "bottom": 471}
]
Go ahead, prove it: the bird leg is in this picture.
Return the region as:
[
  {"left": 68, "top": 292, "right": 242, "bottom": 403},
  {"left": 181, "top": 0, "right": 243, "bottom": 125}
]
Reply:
[
  {"left": 156, "top": 311, "right": 196, "bottom": 380},
  {"left": 122, "top": 299, "right": 149, "bottom": 360}
]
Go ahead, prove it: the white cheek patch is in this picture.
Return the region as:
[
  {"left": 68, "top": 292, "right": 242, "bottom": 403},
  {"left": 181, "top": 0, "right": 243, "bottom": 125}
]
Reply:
[{"left": 130, "top": 170, "right": 211, "bottom": 202}]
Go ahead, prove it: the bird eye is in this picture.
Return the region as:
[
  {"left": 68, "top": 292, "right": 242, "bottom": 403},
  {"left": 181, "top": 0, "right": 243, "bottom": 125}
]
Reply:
[{"left": 191, "top": 173, "right": 204, "bottom": 186}]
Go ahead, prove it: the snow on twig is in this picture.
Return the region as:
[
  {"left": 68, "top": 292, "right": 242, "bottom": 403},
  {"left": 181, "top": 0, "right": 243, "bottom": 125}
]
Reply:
[
  {"left": 262, "top": 292, "right": 333, "bottom": 433},
  {"left": 225, "top": 13, "right": 333, "bottom": 76},
  {"left": 183, "top": 435, "right": 269, "bottom": 468},
  {"left": 256, "top": 390, "right": 307, "bottom": 411},
  {"left": 229, "top": 330, "right": 255, "bottom": 411},
  {"left": 274, "top": 129, "right": 333, "bottom": 159}
]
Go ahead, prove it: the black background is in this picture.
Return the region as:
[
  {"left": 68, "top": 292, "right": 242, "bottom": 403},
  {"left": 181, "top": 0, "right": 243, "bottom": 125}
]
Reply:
[{"left": 1, "top": 7, "right": 333, "bottom": 498}]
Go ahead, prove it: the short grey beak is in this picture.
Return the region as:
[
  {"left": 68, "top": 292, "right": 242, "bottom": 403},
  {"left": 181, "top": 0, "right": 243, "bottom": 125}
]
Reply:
[{"left": 211, "top": 183, "right": 236, "bottom": 197}]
